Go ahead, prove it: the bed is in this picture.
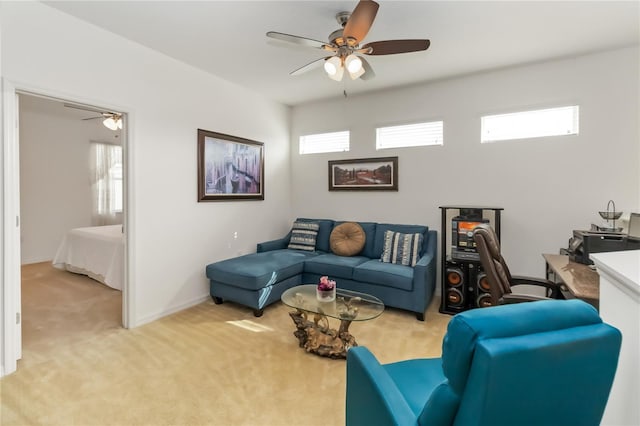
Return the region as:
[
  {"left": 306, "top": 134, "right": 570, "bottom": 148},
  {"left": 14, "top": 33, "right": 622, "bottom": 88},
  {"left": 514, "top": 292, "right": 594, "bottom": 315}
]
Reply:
[{"left": 52, "top": 225, "right": 124, "bottom": 291}]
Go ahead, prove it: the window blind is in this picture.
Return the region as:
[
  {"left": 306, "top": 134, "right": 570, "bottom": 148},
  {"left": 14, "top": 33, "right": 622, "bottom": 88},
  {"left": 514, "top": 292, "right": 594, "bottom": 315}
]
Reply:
[
  {"left": 376, "top": 121, "right": 443, "bottom": 150},
  {"left": 299, "top": 131, "right": 350, "bottom": 154},
  {"left": 481, "top": 105, "right": 579, "bottom": 143}
]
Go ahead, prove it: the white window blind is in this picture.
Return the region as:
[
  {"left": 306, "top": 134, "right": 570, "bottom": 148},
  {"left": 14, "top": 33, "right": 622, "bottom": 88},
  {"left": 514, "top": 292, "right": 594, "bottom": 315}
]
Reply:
[
  {"left": 481, "top": 105, "right": 579, "bottom": 143},
  {"left": 110, "top": 162, "right": 123, "bottom": 213},
  {"left": 376, "top": 121, "right": 443, "bottom": 150},
  {"left": 90, "top": 142, "right": 122, "bottom": 225},
  {"left": 299, "top": 131, "right": 350, "bottom": 154}
]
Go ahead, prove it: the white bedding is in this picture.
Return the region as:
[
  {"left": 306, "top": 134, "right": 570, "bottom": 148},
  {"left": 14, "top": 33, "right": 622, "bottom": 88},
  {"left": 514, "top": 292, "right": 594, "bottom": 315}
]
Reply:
[{"left": 52, "top": 225, "right": 124, "bottom": 291}]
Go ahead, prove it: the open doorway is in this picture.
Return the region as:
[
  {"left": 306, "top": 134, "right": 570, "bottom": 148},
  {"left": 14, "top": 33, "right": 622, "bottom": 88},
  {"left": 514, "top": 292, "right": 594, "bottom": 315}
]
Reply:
[{"left": 17, "top": 93, "right": 127, "bottom": 364}]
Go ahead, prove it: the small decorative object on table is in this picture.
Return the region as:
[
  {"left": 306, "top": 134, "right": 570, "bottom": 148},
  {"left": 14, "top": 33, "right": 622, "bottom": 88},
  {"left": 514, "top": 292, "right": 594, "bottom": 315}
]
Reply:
[
  {"left": 337, "top": 296, "right": 361, "bottom": 320},
  {"left": 316, "top": 276, "right": 336, "bottom": 302}
]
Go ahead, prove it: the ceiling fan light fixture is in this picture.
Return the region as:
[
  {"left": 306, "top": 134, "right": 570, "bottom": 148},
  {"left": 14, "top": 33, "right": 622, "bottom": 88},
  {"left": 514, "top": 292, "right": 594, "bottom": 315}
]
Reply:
[
  {"left": 103, "top": 115, "right": 122, "bottom": 131},
  {"left": 345, "top": 54, "right": 362, "bottom": 73},
  {"left": 324, "top": 56, "right": 342, "bottom": 76},
  {"left": 103, "top": 116, "right": 118, "bottom": 131},
  {"left": 348, "top": 66, "right": 365, "bottom": 80},
  {"left": 328, "top": 64, "right": 345, "bottom": 81}
]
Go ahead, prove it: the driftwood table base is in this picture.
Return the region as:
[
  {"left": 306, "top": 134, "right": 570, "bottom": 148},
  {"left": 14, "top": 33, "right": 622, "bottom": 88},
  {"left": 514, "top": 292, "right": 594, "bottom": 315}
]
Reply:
[
  {"left": 289, "top": 309, "right": 357, "bottom": 359},
  {"left": 281, "top": 285, "right": 384, "bottom": 359}
]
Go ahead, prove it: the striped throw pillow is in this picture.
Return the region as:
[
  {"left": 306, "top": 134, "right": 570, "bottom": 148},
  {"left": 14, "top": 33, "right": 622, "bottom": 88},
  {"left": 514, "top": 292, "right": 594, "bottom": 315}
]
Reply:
[
  {"left": 380, "top": 230, "right": 423, "bottom": 267},
  {"left": 287, "top": 221, "right": 320, "bottom": 251}
]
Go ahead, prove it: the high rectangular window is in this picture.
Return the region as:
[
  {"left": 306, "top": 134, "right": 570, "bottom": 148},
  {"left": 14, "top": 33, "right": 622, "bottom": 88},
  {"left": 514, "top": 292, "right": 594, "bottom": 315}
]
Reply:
[
  {"left": 376, "top": 121, "right": 443, "bottom": 150},
  {"left": 481, "top": 105, "right": 579, "bottom": 143},
  {"left": 299, "top": 131, "right": 349, "bottom": 154},
  {"left": 110, "top": 162, "right": 123, "bottom": 213}
]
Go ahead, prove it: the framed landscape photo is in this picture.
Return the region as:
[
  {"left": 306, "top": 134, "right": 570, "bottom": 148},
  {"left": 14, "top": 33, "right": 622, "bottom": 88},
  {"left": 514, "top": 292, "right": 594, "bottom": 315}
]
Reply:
[
  {"left": 328, "top": 157, "right": 398, "bottom": 191},
  {"left": 197, "top": 129, "right": 264, "bottom": 201}
]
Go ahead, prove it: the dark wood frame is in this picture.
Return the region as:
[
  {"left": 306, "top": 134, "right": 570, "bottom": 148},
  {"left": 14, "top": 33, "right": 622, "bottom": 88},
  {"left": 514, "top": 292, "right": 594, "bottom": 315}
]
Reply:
[
  {"left": 328, "top": 156, "right": 398, "bottom": 191},
  {"left": 197, "top": 129, "right": 264, "bottom": 201}
]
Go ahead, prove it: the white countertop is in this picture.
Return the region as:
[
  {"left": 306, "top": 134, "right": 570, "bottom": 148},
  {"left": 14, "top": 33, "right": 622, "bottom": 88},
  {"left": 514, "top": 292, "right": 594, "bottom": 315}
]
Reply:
[{"left": 591, "top": 250, "right": 640, "bottom": 301}]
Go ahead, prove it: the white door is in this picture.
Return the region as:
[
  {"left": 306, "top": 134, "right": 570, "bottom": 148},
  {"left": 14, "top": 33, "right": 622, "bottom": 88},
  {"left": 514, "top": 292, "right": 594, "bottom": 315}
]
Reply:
[{"left": 2, "top": 80, "right": 22, "bottom": 377}]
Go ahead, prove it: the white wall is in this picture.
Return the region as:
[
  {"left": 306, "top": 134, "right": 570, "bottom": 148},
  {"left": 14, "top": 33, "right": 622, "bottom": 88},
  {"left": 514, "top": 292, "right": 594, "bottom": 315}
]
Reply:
[
  {"left": 18, "top": 95, "right": 118, "bottom": 264},
  {"left": 2, "top": 2, "right": 292, "bottom": 325},
  {"left": 291, "top": 47, "right": 640, "bottom": 278}
]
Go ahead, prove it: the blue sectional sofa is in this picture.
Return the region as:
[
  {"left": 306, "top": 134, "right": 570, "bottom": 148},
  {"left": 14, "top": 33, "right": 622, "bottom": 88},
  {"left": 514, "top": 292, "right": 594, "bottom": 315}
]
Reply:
[{"left": 205, "top": 218, "right": 437, "bottom": 321}]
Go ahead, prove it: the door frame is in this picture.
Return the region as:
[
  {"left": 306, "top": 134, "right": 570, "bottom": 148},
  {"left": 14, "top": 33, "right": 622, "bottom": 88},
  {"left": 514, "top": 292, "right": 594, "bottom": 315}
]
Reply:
[
  {"left": 1, "top": 79, "right": 135, "bottom": 377},
  {"left": 2, "top": 79, "right": 21, "bottom": 377}
]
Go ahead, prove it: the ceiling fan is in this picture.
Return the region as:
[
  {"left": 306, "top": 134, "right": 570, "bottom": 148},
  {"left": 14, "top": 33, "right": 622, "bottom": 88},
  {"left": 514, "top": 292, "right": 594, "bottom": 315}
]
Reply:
[
  {"left": 63, "top": 103, "right": 123, "bottom": 130},
  {"left": 266, "top": 0, "right": 430, "bottom": 82}
]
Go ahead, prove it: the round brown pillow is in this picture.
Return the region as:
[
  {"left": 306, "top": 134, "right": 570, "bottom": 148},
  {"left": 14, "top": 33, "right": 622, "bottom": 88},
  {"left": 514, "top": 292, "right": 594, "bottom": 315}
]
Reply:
[{"left": 330, "top": 222, "right": 366, "bottom": 256}]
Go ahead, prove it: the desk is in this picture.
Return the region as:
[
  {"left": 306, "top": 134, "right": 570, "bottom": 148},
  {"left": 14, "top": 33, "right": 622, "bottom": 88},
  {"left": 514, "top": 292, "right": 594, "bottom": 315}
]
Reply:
[{"left": 543, "top": 254, "right": 599, "bottom": 309}]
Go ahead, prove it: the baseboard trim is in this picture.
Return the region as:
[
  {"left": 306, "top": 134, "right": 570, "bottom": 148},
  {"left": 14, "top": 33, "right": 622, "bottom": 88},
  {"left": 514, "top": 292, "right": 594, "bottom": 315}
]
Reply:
[{"left": 134, "top": 294, "right": 210, "bottom": 327}]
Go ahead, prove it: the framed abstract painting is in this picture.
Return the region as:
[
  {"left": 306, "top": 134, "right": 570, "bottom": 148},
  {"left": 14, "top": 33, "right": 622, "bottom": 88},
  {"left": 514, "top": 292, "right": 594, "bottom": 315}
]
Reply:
[{"left": 197, "top": 129, "right": 264, "bottom": 201}]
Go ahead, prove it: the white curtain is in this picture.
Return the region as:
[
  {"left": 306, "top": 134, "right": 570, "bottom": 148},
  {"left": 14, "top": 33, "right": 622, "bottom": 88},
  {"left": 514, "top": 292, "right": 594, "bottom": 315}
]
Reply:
[{"left": 90, "top": 142, "right": 123, "bottom": 226}]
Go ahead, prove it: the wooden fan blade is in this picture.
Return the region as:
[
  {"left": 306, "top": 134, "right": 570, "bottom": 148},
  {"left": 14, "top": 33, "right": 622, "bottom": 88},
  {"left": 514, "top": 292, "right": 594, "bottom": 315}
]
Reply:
[
  {"left": 266, "top": 31, "right": 329, "bottom": 49},
  {"left": 290, "top": 57, "right": 331, "bottom": 76},
  {"left": 359, "top": 57, "right": 375, "bottom": 80},
  {"left": 82, "top": 116, "right": 104, "bottom": 121},
  {"left": 363, "top": 39, "right": 430, "bottom": 55},
  {"left": 343, "top": 0, "right": 379, "bottom": 44}
]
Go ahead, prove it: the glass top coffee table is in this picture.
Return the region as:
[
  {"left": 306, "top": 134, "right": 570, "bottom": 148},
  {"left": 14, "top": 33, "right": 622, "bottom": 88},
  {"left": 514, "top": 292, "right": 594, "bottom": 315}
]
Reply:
[{"left": 281, "top": 284, "right": 384, "bottom": 359}]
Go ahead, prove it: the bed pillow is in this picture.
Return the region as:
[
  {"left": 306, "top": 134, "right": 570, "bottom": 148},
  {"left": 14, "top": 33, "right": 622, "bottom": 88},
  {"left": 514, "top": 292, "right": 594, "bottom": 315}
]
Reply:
[
  {"left": 287, "top": 221, "right": 320, "bottom": 251},
  {"left": 380, "top": 230, "right": 423, "bottom": 267},
  {"left": 330, "top": 222, "right": 366, "bottom": 256}
]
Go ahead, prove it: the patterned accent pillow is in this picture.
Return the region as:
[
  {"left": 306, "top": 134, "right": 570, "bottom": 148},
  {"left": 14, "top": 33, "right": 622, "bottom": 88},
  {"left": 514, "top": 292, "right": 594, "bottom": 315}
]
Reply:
[
  {"left": 380, "top": 230, "right": 424, "bottom": 267},
  {"left": 287, "top": 221, "right": 320, "bottom": 251}
]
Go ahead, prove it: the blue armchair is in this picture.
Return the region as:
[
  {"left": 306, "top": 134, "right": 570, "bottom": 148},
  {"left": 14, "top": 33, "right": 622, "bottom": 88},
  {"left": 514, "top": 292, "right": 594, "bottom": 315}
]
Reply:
[{"left": 346, "top": 300, "right": 621, "bottom": 426}]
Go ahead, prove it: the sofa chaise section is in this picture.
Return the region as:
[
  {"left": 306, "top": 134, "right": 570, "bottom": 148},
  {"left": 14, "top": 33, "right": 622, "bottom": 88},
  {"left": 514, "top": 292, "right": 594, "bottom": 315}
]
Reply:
[{"left": 205, "top": 249, "right": 318, "bottom": 317}]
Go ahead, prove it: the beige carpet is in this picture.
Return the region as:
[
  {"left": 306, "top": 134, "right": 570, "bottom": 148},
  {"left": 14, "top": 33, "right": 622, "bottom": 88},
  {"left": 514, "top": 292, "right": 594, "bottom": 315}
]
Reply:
[
  {"left": 19, "top": 262, "right": 123, "bottom": 366},
  {"left": 1, "top": 263, "right": 451, "bottom": 426}
]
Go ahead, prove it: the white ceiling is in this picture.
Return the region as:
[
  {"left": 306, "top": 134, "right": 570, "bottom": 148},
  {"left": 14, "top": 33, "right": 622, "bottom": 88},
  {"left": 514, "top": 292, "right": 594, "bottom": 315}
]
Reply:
[
  {"left": 44, "top": 1, "right": 639, "bottom": 106},
  {"left": 19, "top": 94, "right": 123, "bottom": 143}
]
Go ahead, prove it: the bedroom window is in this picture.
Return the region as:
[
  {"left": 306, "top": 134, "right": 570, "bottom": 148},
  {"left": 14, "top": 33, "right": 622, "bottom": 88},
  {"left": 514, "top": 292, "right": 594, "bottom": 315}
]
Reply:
[
  {"left": 376, "top": 121, "right": 444, "bottom": 150},
  {"left": 481, "top": 105, "right": 579, "bottom": 143},
  {"left": 91, "top": 142, "right": 123, "bottom": 225},
  {"left": 299, "top": 130, "right": 350, "bottom": 154},
  {"left": 110, "top": 162, "right": 123, "bottom": 213}
]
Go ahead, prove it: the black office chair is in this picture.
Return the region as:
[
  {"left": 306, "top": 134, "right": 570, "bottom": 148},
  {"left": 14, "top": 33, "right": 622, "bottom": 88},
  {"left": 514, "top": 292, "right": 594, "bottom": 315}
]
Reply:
[
  {"left": 472, "top": 223, "right": 563, "bottom": 305},
  {"left": 628, "top": 212, "right": 640, "bottom": 240}
]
